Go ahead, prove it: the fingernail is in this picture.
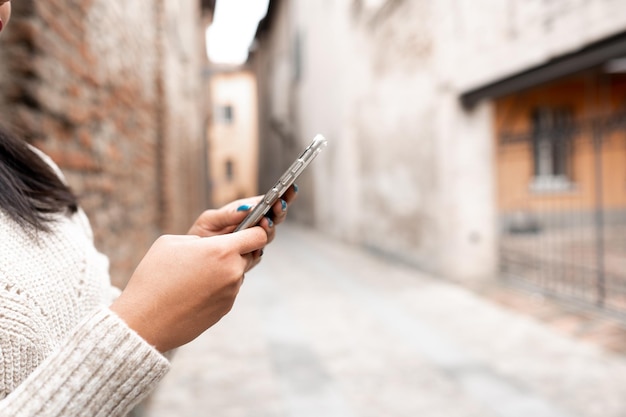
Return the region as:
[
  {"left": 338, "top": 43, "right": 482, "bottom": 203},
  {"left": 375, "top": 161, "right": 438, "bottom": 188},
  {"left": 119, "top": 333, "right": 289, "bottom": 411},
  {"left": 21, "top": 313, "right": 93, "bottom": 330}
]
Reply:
[
  {"left": 280, "top": 199, "right": 287, "bottom": 212},
  {"left": 293, "top": 184, "right": 299, "bottom": 193},
  {"left": 237, "top": 204, "right": 252, "bottom": 212},
  {"left": 260, "top": 249, "right": 264, "bottom": 257},
  {"left": 266, "top": 216, "right": 274, "bottom": 227}
]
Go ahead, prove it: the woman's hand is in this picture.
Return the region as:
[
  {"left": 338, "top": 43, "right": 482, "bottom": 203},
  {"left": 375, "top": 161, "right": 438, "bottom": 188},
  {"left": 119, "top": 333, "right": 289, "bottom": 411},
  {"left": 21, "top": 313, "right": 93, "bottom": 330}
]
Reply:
[
  {"left": 188, "top": 184, "right": 299, "bottom": 242},
  {"left": 111, "top": 186, "right": 299, "bottom": 353},
  {"left": 110, "top": 227, "right": 267, "bottom": 353}
]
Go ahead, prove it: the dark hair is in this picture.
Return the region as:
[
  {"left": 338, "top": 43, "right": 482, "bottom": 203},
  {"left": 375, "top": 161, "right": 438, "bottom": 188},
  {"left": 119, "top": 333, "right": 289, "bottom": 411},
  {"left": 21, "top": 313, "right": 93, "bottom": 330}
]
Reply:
[{"left": 0, "top": 127, "right": 78, "bottom": 232}]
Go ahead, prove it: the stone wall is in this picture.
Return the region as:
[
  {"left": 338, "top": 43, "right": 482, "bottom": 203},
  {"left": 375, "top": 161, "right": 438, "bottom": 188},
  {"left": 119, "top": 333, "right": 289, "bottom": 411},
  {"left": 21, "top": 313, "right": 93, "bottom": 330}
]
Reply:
[
  {"left": 252, "top": 0, "right": 626, "bottom": 283},
  {"left": 0, "top": 0, "right": 209, "bottom": 287},
  {"left": 445, "top": 0, "right": 626, "bottom": 91}
]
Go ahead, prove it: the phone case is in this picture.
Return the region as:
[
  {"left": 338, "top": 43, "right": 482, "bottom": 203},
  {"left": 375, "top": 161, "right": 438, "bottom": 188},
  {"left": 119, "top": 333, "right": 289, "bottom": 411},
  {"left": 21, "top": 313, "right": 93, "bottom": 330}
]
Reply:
[{"left": 234, "top": 134, "right": 328, "bottom": 231}]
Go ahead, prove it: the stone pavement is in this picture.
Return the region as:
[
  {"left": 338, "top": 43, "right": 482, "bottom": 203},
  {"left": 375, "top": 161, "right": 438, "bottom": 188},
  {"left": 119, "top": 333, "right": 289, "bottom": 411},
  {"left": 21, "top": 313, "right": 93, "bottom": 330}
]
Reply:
[{"left": 144, "top": 224, "right": 626, "bottom": 417}]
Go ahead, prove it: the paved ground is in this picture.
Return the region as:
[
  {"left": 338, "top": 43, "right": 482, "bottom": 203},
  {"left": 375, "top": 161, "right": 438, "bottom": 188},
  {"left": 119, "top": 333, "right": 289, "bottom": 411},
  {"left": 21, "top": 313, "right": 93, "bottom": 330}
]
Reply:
[{"left": 143, "top": 224, "right": 626, "bottom": 417}]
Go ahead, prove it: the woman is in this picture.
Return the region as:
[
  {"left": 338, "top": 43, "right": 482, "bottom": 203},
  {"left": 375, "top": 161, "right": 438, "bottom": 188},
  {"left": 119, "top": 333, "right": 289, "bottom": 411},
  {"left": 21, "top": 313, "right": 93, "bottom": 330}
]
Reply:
[{"left": 0, "top": 1, "right": 296, "bottom": 415}]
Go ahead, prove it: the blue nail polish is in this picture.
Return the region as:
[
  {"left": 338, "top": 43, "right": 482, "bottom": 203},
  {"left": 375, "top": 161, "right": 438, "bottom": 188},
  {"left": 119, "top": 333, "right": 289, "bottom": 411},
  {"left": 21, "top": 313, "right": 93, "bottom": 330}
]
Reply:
[
  {"left": 237, "top": 204, "right": 252, "bottom": 212},
  {"left": 266, "top": 216, "right": 274, "bottom": 227},
  {"left": 293, "top": 184, "right": 299, "bottom": 193},
  {"left": 280, "top": 199, "right": 287, "bottom": 212}
]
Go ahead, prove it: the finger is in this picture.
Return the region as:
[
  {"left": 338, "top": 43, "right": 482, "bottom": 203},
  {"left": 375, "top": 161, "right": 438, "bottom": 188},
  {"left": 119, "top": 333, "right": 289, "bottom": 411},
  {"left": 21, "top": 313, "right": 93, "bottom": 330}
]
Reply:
[
  {"left": 202, "top": 196, "right": 263, "bottom": 231},
  {"left": 259, "top": 216, "right": 276, "bottom": 243},
  {"left": 281, "top": 184, "right": 298, "bottom": 205},
  {"left": 219, "top": 226, "right": 268, "bottom": 255},
  {"left": 245, "top": 249, "right": 263, "bottom": 272},
  {"left": 249, "top": 256, "right": 262, "bottom": 271},
  {"left": 225, "top": 198, "right": 262, "bottom": 224},
  {"left": 223, "top": 196, "right": 262, "bottom": 212},
  {"left": 270, "top": 199, "right": 288, "bottom": 225},
  {"left": 242, "top": 252, "right": 256, "bottom": 273}
]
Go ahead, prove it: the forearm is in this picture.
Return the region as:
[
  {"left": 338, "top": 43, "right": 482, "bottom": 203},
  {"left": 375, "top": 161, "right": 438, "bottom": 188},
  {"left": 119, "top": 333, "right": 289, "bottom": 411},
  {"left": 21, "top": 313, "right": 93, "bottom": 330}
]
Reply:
[{"left": 0, "top": 308, "right": 170, "bottom": 417}]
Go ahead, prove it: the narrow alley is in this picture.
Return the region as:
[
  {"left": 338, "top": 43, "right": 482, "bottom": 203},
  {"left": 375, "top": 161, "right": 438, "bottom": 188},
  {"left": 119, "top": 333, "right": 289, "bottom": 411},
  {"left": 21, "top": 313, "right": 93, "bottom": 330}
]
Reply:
[{"left": 145, "top": 224, "right": 626, "bottom": 417}]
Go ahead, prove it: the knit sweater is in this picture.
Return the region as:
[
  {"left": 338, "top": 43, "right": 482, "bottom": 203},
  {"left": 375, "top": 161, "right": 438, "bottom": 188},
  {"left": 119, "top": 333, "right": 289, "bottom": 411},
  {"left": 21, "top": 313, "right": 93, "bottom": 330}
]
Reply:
[{"left": 0, "top": 150, "right": 170, "bottom": 416}]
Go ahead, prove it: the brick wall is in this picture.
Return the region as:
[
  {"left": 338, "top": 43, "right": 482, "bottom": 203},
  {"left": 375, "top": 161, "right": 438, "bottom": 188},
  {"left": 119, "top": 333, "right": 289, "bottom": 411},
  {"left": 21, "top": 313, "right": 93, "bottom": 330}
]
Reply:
[{"left": 0, "top": 0, "right": 209, "bottom": 287}]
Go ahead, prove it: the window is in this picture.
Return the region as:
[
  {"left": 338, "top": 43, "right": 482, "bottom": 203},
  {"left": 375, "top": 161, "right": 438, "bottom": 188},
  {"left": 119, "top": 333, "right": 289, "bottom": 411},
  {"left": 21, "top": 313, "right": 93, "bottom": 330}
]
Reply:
[
  {"left": 215, "top": 105, "right": 234, "bottom": 124},
  {"left": 225, "top": 159, "right": 234, "bottom": 182},
  {"left": 530, "top": 107, "right": 575, "bottom": 192}
]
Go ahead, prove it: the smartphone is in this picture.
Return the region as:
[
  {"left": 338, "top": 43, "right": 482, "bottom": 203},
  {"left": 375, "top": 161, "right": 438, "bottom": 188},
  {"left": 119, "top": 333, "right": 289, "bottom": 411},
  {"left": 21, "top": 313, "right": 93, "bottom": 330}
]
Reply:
[{"left": 234, "top": 134, "right": 328, "bottom": 232}]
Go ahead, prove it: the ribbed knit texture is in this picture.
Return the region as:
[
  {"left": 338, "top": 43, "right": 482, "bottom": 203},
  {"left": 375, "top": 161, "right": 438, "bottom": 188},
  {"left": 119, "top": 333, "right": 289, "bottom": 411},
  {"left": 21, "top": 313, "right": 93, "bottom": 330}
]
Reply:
[
  {"left": 0, "top": 149, "right": 170, "bottom": 416},
  {"left": 0, "top": 309, "right": 169, "bottom": 417}
]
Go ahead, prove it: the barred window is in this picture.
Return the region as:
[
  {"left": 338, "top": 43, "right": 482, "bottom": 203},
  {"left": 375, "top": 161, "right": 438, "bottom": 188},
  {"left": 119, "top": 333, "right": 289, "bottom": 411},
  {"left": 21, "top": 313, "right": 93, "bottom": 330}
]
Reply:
[{"left": 530, "top": 107, "right": 575, "bottom": 191}]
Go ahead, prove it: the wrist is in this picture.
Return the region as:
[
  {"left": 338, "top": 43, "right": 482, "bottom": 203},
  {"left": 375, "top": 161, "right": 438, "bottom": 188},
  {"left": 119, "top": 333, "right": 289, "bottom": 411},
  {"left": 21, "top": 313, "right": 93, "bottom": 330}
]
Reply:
[{"left": 109, "top": 298, "right": 167, "bottom": 353}]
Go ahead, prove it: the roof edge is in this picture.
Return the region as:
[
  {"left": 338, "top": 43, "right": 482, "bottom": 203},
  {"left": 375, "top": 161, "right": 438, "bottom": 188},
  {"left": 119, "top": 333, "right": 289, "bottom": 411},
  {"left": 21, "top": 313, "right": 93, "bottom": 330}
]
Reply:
[{"left": 460, "top": 31, "right": 626, "bottom": 108}]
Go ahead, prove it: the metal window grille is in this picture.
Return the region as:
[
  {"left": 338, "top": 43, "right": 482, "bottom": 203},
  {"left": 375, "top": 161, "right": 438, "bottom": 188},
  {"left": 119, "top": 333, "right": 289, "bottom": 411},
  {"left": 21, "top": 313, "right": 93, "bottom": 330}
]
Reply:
[{"left": 498, "top": 110, "right": 626, "bottom": 320}]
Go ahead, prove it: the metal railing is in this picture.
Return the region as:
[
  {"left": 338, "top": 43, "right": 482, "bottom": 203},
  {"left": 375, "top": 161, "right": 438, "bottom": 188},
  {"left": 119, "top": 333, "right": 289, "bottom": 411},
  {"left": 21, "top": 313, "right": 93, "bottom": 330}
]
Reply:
[{"left": 498, "top": 111, "right": 626, "bottom": 319}]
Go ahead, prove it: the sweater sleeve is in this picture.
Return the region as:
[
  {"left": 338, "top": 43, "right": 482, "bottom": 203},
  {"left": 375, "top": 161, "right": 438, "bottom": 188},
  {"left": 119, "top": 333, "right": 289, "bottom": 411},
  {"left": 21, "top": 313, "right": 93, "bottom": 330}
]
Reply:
[{"left": 0, "top": 308, "right": 170, "bottom": 417}]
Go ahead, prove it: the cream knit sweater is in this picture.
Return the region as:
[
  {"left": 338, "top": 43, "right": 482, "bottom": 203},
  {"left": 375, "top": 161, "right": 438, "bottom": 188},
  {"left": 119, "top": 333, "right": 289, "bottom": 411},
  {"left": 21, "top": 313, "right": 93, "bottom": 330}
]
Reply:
[{"left": 0, "top": 150, "right": 170, "bottom": 416}]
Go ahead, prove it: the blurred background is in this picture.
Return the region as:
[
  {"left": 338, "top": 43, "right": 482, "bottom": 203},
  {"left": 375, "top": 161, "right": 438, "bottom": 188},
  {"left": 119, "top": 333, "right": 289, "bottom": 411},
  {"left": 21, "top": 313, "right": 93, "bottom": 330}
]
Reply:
[{"left": 2, "top": 0, "right": 626, "bottom": 416}]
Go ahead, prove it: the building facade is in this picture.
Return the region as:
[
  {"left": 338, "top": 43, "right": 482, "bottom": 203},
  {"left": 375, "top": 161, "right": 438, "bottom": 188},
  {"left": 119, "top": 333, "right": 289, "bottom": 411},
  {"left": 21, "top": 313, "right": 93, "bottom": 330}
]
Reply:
[
  {"left": 0, "top": 0, "right": 213, "bottom": 287},
  {"left": 250, "top": 0, "right": 626, "bottom": 298},
  {"left": 207, "top": 69, "right": 259, "bottom": 207},
  {"left": 488, "top": 39, "right": 626, "bottom": 315}
]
